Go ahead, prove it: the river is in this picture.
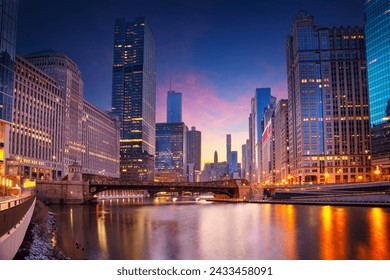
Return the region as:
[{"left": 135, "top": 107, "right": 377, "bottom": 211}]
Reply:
[{"left": 49, "top": 198, "right": 390, "bottom": 260}]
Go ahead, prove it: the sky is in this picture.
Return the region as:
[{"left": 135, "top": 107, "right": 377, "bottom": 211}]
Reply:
[{"left": 16, "top": 0, "right": 364, "bottom": 167}]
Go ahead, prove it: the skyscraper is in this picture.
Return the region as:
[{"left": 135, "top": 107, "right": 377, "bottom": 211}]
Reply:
[
  {"left": 226, "top": 134, "right": 232, "bottom": 174},
  {"left": 249, "top": 88, "right": 275, "bottom": 183},
  {"left": 0, "top": 0, "right": 18, "bottom": 177},
  {"left": 287, "top": 11, "right": 371, "bottom": 184},
  {"left": 155, "top": 122, "right": 187, "bottom": 182},
  {"left": 274, "top": 99, "right": 289, "bottom": 184},
  {"left": 231, "top": 151, "right": 238, "bottom": 177},
  {"left": 167, "top": 90, "right": 182, "bottom": 123},
  {"left": 111, "top": 17, "right": 156, "bottom": 181},
  {"left": 365, "top": 0, "right": 390, "bottom": 180},
  {"left": 187, "top": 126, "right": 201, "bottom": 174}
]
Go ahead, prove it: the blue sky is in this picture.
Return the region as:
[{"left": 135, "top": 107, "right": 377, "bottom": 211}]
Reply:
[{"left": 17, "top": 0, "right": 365, "bottom": 165}]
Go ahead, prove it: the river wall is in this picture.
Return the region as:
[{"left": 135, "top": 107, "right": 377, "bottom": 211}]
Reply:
[{"left": 0, "top": 196, "right": 36, "bottom": 260}]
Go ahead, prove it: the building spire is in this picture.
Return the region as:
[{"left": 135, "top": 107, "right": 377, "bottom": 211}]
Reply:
[{"left": 169, "top": 74, "right": 172, "bottom": 91}]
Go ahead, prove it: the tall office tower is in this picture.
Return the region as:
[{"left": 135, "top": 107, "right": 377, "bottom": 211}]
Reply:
[
  {"left": 287, "top": 11, "right": 371, "bottom": 184},
  {"left": 261, "top": 104, "right": 276, "bottom": 184},
  {"left": 111, "top": 17, "right": 156, "bottom": 181},
  {"left": 274, "top": 99, "right": 289, "bottom": 184},
  {"left": 249, "top": 88, "right": 273, "bottom": 183},
  {"left": 167, "top": 90, "right": 182, "bottom": 123},
  {"left": 226, "top": 134, "right": 232, "bottom": 174},
  {"left": 213, "top": 150, "right": 218, "bottom": 167},
  {"left": 0, "top": 0, "right": 18, "bottom": 178},
  {"left": 187, "top": 126, "right": 201, "bottom": 175},
  {"left": 155, "top": 122, "right": 187, "bottom": 182},
  {"left": 231, "top": 151, "right": 238, "bottom": 178},
  {"left": 25, "top": 50, "right": 84, "bottom": 170},
  {"left": 11, "top": 56, "right": 64, "bottom": 180},
  {"left": 365, "top": 0, "right": 390, "bottom": 180},
  {"left": 241, "top": 143, "right": 247, "bottom": 179}
]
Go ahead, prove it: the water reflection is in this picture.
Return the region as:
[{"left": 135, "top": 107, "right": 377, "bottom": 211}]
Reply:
[
  {"left": 49, "top": 200, "right": 390, "bottom": 260},
  {"left": 369, "top": 208, "right": 389, "bottom": 259}
]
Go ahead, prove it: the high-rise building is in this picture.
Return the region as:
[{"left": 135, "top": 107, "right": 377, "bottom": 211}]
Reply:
[
  {"left": 0, "top": 0, "right": 18, "bottom": 178},
  {"left": 261, "top": 104, "right": 276, "bottom": 184},
  {"left": 287, "top": 11, "right": 371, "bottom": 184},
  {"left": 14, "top": 54, "right": 120, "bottom": 179},
  {"left": 11, "top": 56, "right": 64, "bottom": 180},
  {"left": 364, "top": 0, "right": 390, "bottom": 180},
  {"left": 274, "top": 99, "right": 289, "bottom": 184},
  {"left": 231, "top": 151, "right": 238, "bottom": 178},
  {"left": 167, "top": 90, "right": 182, "bottom": 123},
  {"left": 24, "top": 50, "right": 84, "bottom": 169},
  {"left": 111, "top": 17, "right": 156, "bottom": 181},
  {"left": 249, "top": 88, "right": 274, "bottom": 183},
  {"left": 187, "top": 126, "right": 201, "bottom": 177},
  {"left": 226, "top": 134, "right": 232, "bottom": 174},
  {"left": 155, "top": 122, "right": 187, "bottom": 182}
]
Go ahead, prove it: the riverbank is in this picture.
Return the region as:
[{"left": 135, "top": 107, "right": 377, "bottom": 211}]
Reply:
[{"left": 14, "top": 200, "right": 69, "bottom": 260}]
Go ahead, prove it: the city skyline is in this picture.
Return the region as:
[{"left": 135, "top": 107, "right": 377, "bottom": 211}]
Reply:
[{"left": 16, "top": 0, "right": 364, "bottom": 166}]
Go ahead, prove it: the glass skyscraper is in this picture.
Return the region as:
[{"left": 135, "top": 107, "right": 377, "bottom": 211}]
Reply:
[
  {"left": 155, "top": 122, "right": 187, "bottom": 182},
  {"left": 111, "top": 17, "right": 156, "bottom": 181},
  {"left": 167, "top": 90, "right": 182, "bottom": 123},
  {"left": 0, "top": 0, "right": 18, "bottom": 177},
  {"left": 365, "top": 0, "right": 390, "bottom": 180},
  {"left": 287, "top": 11, "right": 371, "bottom": 184}
]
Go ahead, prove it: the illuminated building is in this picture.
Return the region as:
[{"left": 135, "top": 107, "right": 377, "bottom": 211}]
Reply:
[
  {"left": 261, "top": 103, "right": 276, "bottom": 184},
  {"left": 286, "top": 11, "right": 371, "bottom": 184},
  {"left": 167, "top": 90, "right": 182, "bottom": 123},
  {"left": 24, "top": 50, "right": 84, "bottom": 169},
  {"left": 226, "top": 134, "right": 232, "bottom": 175},
  {"left": 82, "top": 102, "right": 120, "bottom": 178},
  {"left": 0, "top": 0, "right": 18, "bottom": 178},
  {"left": 274, "top": 99, "right": 289, "bottom": 184},
  {"left": 111, "top": 17, "right": 156, "bottom": 181},
  {"left": 14, "top": 52, "right": 120, "bottom": 179},
  {"left": 249, "top": 88, "right": 275, "bottom": 183},
  {"left": 155, "top": 122, "right": 187, "bottom": 182},
  {"left": 365, "top": 0, "right": 390, "bottom": 180},
  {"left": 12, "top": 55, "right": 64, "bottom": 179}
]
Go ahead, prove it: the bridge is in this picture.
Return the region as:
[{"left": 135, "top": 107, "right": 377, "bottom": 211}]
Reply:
[{"left": 88, "top": 178, "right": 252, "bottom": 199}]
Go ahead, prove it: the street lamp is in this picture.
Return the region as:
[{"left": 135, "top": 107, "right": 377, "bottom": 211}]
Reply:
[{"left": 324, "top": 172, "right": 330, "bottom": 184}]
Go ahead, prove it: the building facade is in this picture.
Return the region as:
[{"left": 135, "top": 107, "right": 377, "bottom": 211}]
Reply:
[
  {"left": 287, "top": 11, "right": 371, "bottom": 184},
  {"left": 365, "top": 0, "right": 390, "bottom": 180},
  {"left": 155, "top": 122, "right": 187, "bottom": 182},
  {"left": 249, "top": 88, "right": 274, "bottom": 183},
  {"left": 0, "top": 0, "right": 18, "bottom": 180},
  {"left": 24, "top": 50, "right": 84, "bottom": 169},
  {"left": 186, "top": 126, "right": 201, "bottom": 181},
  {"left": 15, "top": 52, "right": 120, "bottom": 179},
  {"left": 82, "top": 102, "right": 120, "bottom": 178},
  {"left": 261, "top": 105, "right": 276, "bottom": 185},
  {"left": 226, "top": 134, "right": 232, "bottom": 175},
  {"left": 274, "top": 99, "right": 289, "bottom": 184},
  {"left": 111, "top": 17, "right": 156, "bottom": 181},
  {"left": 11, "top": 55, "right": 64, "bottom": 180},
  {"left": 167, "top": 90, "right": 182, "bottom": 123}
]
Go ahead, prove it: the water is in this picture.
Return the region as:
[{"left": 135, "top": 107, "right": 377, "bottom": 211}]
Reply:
[{"left": 49, "top": 198, "right": 390, "bottom": 260}]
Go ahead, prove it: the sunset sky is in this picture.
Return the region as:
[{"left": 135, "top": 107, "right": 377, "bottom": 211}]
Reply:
[{"left": 17, "top": 0, "right": 364, "bottom": 166}]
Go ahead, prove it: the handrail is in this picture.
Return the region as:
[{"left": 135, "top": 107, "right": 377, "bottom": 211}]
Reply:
[{"left": 0, "top": 195, "right": 34, "bottom": 212}]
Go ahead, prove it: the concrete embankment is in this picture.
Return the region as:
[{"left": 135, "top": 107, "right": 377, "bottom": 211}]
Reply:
[{"left": 14, "top": 200, "right": 69, "bottom": 260}]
